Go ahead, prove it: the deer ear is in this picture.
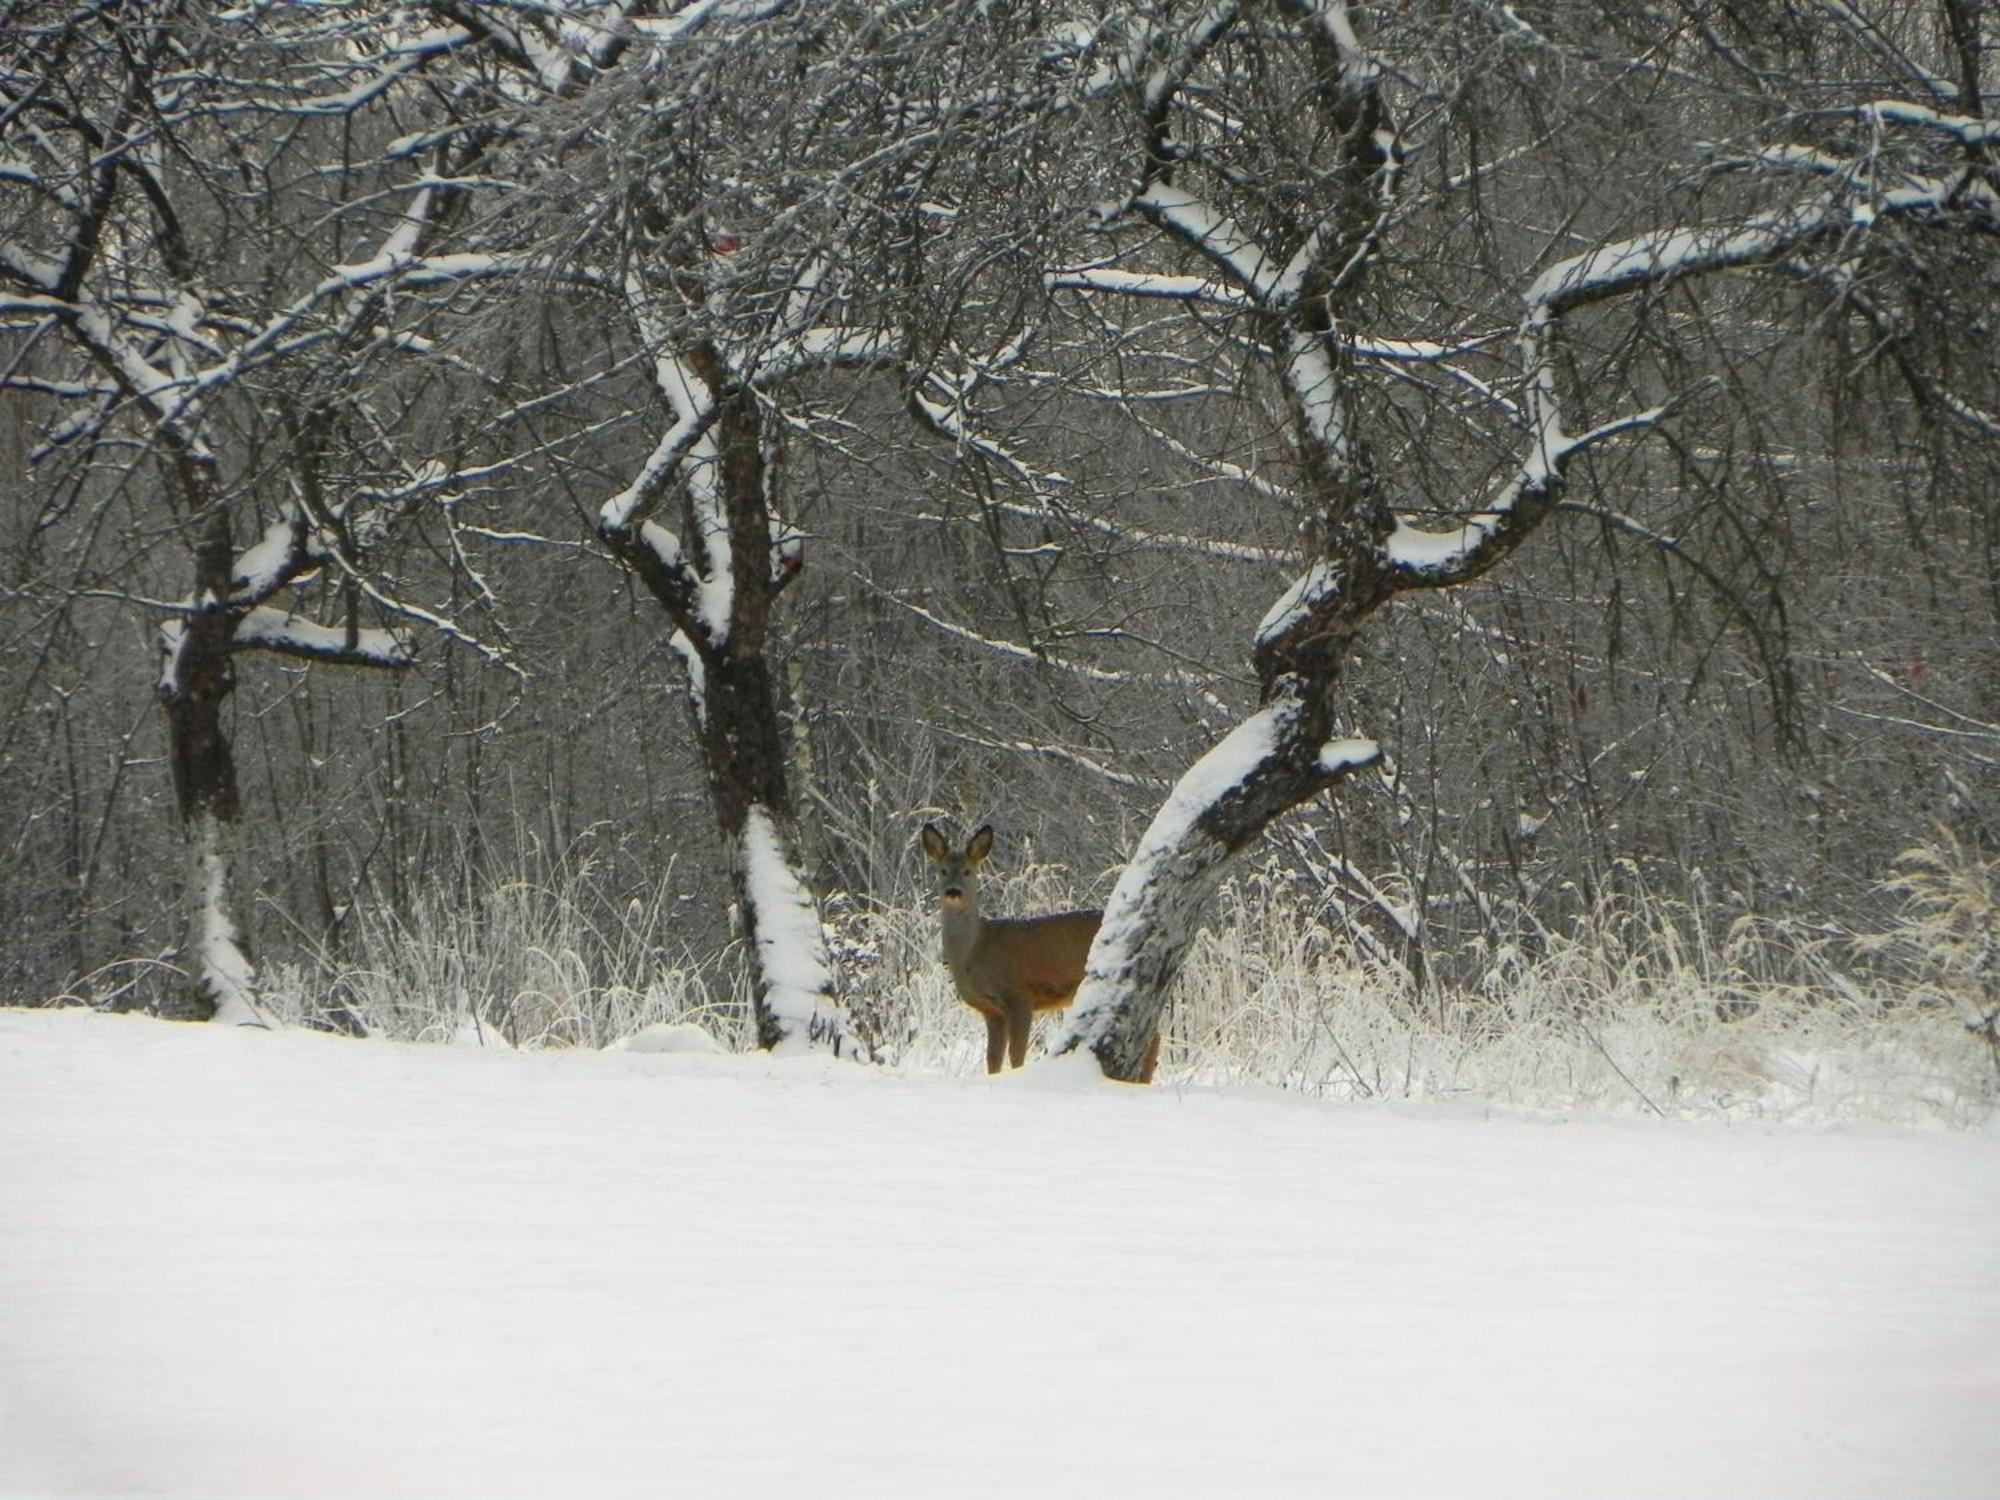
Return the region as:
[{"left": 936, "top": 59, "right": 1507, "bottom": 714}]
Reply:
[
  {"left": 966, "top": 825, "right": 994, "bottom": 866},
  {"left": 920, "top": 823, "right": 947, "bottom": 862}
]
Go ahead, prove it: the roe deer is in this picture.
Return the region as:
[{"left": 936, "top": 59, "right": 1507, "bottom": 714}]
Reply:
[{"left": 920, "top": 823, "right": 1159, "bottom": 1080}]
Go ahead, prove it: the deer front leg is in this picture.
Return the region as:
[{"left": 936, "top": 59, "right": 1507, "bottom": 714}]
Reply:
[
  {"left": 982, "top": 1006, "right": 1007, "bottom": 1075},
  {"left": 1004, "top": 994, "right": 1034, "bottom": 1070}
]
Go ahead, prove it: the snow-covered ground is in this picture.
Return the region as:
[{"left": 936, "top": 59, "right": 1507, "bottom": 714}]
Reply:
[{"left": 4, "top": 1007, "right": 1996, "bottom": 1499}]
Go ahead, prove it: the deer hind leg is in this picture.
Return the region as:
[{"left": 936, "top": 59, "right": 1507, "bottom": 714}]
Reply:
[
  {"left": 982, "top": 1007, "right": 1008, "bottom": 1075},
  {"left": 1141, "top": 1026, "right": 1161, "bottom": 1084}
]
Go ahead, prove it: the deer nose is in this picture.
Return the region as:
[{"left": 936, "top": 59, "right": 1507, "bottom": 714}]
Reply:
[{"left": 944, "top": 885, "right": 963, "bottom": 899}]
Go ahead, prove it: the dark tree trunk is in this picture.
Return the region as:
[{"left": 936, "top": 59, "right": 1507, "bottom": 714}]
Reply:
[
  {"left": 605, "top": 370, "right": 851, "bottom": 1054},
  {"left": 151, "top": 504, "right": 256, "bottom": 1022}
]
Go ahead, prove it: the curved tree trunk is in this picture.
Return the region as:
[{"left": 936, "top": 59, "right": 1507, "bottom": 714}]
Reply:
[{"left": 1055, "top": 685, "right": 1381, "bottom": 1080}]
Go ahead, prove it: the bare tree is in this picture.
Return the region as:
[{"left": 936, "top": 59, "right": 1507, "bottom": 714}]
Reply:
[
  {"left": 1, "top": 4, "right": 515, "bottom": 1018},
  {"left": 1030, "top": 0, "right": 2000, "bottom": 1077}
]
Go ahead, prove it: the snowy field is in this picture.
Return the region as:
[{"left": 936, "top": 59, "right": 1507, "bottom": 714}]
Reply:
[{"left": 4, "top": 1007, "right": 1997, "bottom": 1499}]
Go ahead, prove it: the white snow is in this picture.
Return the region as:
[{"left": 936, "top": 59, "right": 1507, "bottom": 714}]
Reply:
[
  {"left": 1046, "top": 266, "right": 1252, "bottom": 307},
  {"left": 3, "top": 1006, "right": 1995, "bottom": 1498},
  {"left": 1318, "top": 734, "right": 1379, "bottom": 774},
  {"left": 1865, "top": 99, "right": 2000, "bottom": 145},
  {"left": 230, "top": 512, "right": 304, "bottom": 599},
  {"left": 1061, "top": 702, "right": 1300, "bottom": 1049},
  {"left": 1283, "top": 330, "right": 1347, "bottom": 455}
]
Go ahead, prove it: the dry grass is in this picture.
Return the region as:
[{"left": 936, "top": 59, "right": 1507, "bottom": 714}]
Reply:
[{"left": 239, "top": 838, "right": 1995, "bottom": 1126}]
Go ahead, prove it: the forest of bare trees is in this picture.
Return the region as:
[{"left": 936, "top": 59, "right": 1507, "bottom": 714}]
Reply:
[{"left": 4, "top": 1, "right": 1995, "bottom": 1081}]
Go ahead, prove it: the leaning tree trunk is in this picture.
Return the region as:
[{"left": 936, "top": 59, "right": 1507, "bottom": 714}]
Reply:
[{"left": 1055, "top": 672, "right": 1382, "bottom": 1080}]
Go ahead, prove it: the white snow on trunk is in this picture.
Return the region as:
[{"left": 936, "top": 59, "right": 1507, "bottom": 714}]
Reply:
[
  {"left": 1058, "top": 699, "right": 1299, "bottom": 1051},
  {"left": 156, "top": 619, "right": 191, "bottom": 695},
  {"left": 1282, "top": 330, "right": 1348, "bottom": 458},
  {"left": 1046, "top": 266, "right": 1250, "bottom": 307},
  {"left": 665, "top": 628, "right": 706, "bottom": 721},
  {"left": 1253, "top": 557, "right": 1339, "bottom": 650},
  {"left": 188, "top": 810, "right": 261, "bottom": 1026},
  {"left": 1318, "top": 736, "right": 1379, "bottom": 775},
  {"left": 737, "top": 805, "right": 843, "bottom": 1053}
]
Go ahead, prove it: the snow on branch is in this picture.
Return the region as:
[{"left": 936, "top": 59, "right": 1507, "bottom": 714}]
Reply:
[
  {"left": 1046, "top": 266, "right": 1251, "bottom": 308},
  {"left": 599, "top": 379, "right": 718, "bottom": 535},
  {"left": 1057, "top": 695, "right": 1378, "bottom": 1056},
  {"left": 931, "top": 726, "right": 1169, "bottom": 793},
  {"left": 1129, "top": 184, "right": 1279, "bottom": 300},
  {"left": 1529, "top": 166, "right": 1999, "bottom": 320},
  {"left": 751, "top": 325, "right": 897, "bottom": 385},
  {"left": 234, "top": 608, "right": 414, "bottom": 668},
  {"left": 1814, "top": 2, "right": 1960, "bottom": 105},
  {"left": 1380, "top": 395, "right": 1677, "bottom": 589},
  {"left": 883, "top": 591, "right": 1186, "bottom": 688}
]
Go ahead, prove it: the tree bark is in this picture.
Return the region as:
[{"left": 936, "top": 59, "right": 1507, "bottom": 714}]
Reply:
[
  {"left": 153, "top": 504, "right": 256, "bottom": 1022},
  {"left": 1058, "top": 684, "right": 1381, "bottom": 1080},
  {"left": 607, "top": 375, "right": 854, "bottom": 1055}
]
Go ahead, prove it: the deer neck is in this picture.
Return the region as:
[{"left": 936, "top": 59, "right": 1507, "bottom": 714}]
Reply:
[{"left": 939, "top": 889, "right": 985, "bottom": 973}]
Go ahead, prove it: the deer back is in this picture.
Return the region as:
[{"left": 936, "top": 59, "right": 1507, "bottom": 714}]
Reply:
[{"left": 965, "top": 908, "right": 1102, "bottom": 1009}]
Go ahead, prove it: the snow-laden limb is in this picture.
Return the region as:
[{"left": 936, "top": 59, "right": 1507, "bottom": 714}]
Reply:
[
  {"left": 919, "top": 495, "right": 1289, "bottom": 565},
  {"left": 1382, "top": 400, "right": 1680, "bottom": 586},
  {"left": 343, "top": 574, "right": 519, "bottom": 676},
  {"left": 751, "top": 325, "right": 896, "bottom": 385},
  {"left": 1113, "top": 410, "right": 1301, "bottom": 511},
  {"left": 1318, "top": 736, "right": 1379, "bottom": 775},
  {"left": 234, "top": 608, "right": 414, "bottom": 668},
  {"left": 597, "top": 331, "right": 733, "bottom": 642},
  {"left": 157, "top": 620, "right": 192, "bottom": 697},
  {"left": 230, "top": 510, "right": 315, "bottom": 603},
  {"left": 1530, "top": 204, "right": 1832, "bottom": 314},
  {"left": 1131, "top": 183, "right": 1280, "bottom": 300},
  {"left": 176, "top": 249, "right": 543, "bottom": 411},
  {"left": 1060, "top": 701, "right": 1297, "bottom": 1055},
  {"left": 737, "top": 805, "right": 852, "bottom": 1057},
  {"left": 666, "top": 629, "right": 706, "bottom": 719},
  {"left": 1122, "top": 1, "right": 1241, "bottom": 119},
  {"left": 936, "top": 727, "right": 1169, "bottom": 792},
  {"left": 1253, "top": 558, "right": 1341, "bottom": 652},
  {"left": 884, "top": 591, "right": 1218, "bottom": 691},
  {"left": 1045, "top": 266, "right": 1251, "bottom": 308},
  {"left": 600, "top": 388, "right": 718, "bottom": 535},
  {"left": 632, "top": 0, "right": 794, "bottom": 46},
  {"left": 1282, "top": 330, "right": 1349, "bottom": 460},
  {"left": 1286, "top": 0, "right": 1371, "bottom": 79},
  {"left": 1530, "top": 163, "right": 1999, "bottom": 320}
]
